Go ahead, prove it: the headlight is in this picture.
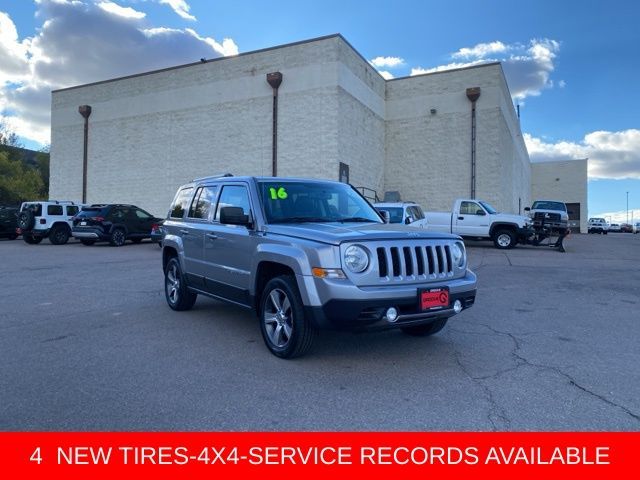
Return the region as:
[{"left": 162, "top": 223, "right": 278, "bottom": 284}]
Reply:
[
  {"left": 344, "top": 245, "right": 369, "bottom": 273},
  {"left": 451, "top": 242, "right": 465, "bottom": 268}
]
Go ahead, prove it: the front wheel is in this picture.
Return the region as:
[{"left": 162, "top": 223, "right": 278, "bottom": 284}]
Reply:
[
  {"left": 164, "top": 257, "right": 197, "bottom": 311},
  {"left": 401, "top": 318, "right": 448, "bottom": 336},
  {"left": 493, "top": 229, "right": 516, "bottom": 249},
  {"left": 259, "top": 275, "right": 316, "bottom": 359},
  {"left": 49, "top": 225, "right": 70, "bottom": 245}
]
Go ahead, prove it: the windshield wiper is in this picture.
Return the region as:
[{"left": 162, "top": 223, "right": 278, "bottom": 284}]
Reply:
[
  {"left": 337, "top": 217, "right": 378, "bottom": 223},
  {"left": 270, "top": 217, "right": 336, "bottom": 223}
]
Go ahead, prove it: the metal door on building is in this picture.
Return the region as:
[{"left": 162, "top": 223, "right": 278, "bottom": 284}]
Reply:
[{"left": 566, "top": 202, "right": 581, "bottom": 232}]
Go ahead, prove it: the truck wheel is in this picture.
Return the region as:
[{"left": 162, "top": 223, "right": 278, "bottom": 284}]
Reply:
[
  {"left": 23, "top": 233, "right": 42, "bottom": 244},
  {"left": 49, "top": 225, "right": 70, "bottom": 245},
  {"left": 493, "top": 229, "right": 516, "bottom": 249},
  {"left": 109, "top": 228, "right": 126, "bottom": 247},
  {"left": 164, "top": 257, "right": 197, "bottom": 311},
  {"left": 260, "top": 275, "right": 316, "bottom": 359},
  {"left": 401, "top": 318, "right": 448, "bottom": 337},
  {"left": 17, "top": 211, "right": 35, "bottom": 231}
]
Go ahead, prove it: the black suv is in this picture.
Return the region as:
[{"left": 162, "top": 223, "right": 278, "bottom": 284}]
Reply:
[
  {"left": 72, "top": 204, "right": 161, "bottom": 246},
  {"left": 0, "top": 206, "right": 19, "bottom": 240}
]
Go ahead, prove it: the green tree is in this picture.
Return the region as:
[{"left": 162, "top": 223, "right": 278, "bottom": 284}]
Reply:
[{"left": 0, "top": 151, "right": 45, "bottom": 204}]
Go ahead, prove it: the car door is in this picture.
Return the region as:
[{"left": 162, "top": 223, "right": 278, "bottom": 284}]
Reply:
[
  {"left": 181, "top": 185, "right": 218, "bottom": 289},
  {"left": 202, "top": 183, "right": 254, "bottom": 306},
  {"left": 132, "top": 207, "right": 157, "bottom": 237},
  {"left": 455, "top": 201, "right": 489, "bottom": 236}
]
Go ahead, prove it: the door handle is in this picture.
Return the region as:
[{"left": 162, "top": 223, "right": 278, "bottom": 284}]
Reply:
[
  {"left": 206, "top": 233, "right": 218, "bottom": 240},
  {"left": 180, "top": 229, "right": 189, "bottom": 235},
  {"left": 457, "top": 216, "right": 464, "bottom": 220}
]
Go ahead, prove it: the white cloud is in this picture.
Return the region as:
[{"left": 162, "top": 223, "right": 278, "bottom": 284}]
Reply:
[
  {"left": 369, "top": 56, "right": 404, "bottom": 68},
  {"left": 452, "top": 41, "right": 508, "bottom": 59},
  {"left": 524, "top": 129, "right": 640, "bottom": 179},
  {"left": 378, "top": 71, "right": 394, "bottom": 80},
  {"left": 0, "top": 0, "right": 238, "bottom": 145},
  {"left": 97, "top": 1, "right": 146, "bottom": 19},
  {"left": 411, "top": 38, "right": 561, "bottom": 100},
  {"left": 158, "top": 0, "right": 195, "bottom": 21},
  {"left": 559, "top": 79, "right": 566, "bottom": 88}
]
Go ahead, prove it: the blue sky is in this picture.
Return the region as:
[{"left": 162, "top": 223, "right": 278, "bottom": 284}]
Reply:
[{"left": 1, "top": 0, "right": 639, "bottom": 220}]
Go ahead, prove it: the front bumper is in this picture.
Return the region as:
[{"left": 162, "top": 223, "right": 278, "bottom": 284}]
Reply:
[{"left": 300, "top": 270, "right": 477, "bottom": 331}]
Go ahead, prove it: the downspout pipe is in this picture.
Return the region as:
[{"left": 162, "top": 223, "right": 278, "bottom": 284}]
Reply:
[
  {"left": 466, "top": 87, "right": 480, "bottom": 199},
  {"left": 78, "top": 105, "right": 92, "bottom": 203},
  {"left": 266, "top": 72, "right": 283, "bottom": 177}
]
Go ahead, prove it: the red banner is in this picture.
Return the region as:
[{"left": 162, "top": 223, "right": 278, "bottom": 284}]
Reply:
[{"left": 0, "top": 432, "right": 637, "bottom": 479}]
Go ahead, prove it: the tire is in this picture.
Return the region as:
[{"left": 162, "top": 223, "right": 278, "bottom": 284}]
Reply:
[
  {"left": 17, "top": 210, "right": 35, "bottom": 231},
  {"left": 164, "top": 257, "right": 197, "bottom": 311},
  {"left": 493, "top": 229, "right": 516, "bottom": 249},
  {"left": 49, "top": 225, "right": 70, "bottom": 245},
  {"left": 109, "top": 228, "right": 126, "bottom": 247},
  {"left": 23, "top": 233, "right": 43, "bottom": 244},
  {"left": 131, "top": 237, "right": 143, "bottom": 244},
  {"left": 401, "top": 318, "right": 449, "bottom": 337},
  {"left": 80, "top": 239, "right": 96, "bottom": 246},
  {"left": 259, "top": 275, "right": 316, "bottom": 359}
]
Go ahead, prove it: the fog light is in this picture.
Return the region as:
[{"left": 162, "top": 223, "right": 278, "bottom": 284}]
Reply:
[
  {"left": 453, "top": 300, "right": 463, "bottom": 314},
  {"left": 386, "top": 307, "right": 399, "bottom": 323}
]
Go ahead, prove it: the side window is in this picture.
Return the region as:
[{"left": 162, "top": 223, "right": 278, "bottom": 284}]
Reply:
[
  {"left": 460, "top": 202, "right": 481, "bottom": 215},
  {"left": 215, "top": 185, "right": 251, "bottom": 221},
  {"left": 67, "top": 206, "right": 79, "bottom": 216},
  {"left": 47, "top": 205, "right": 63, "bottom": 216},
  {"left": 169, "top": 188, "right": 193, "bottom": 219},
  {"left": 110, "top": 208, "right": 128, "bottom": 221},
  {"left": 188, "top": 186, "right": 217, "bottom": 220},
  {"left": 135, "top": 208, "right": 153, "bottom": 220}
]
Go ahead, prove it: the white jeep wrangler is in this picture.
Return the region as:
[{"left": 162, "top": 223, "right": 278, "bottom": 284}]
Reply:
[{"left": 17, "top": 201, "right": 84, "bottom": 245}]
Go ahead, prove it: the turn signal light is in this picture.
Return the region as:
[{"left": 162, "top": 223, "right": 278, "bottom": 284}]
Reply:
[{"left": 312, "top": 268, "right": 346, "bottom": 279}]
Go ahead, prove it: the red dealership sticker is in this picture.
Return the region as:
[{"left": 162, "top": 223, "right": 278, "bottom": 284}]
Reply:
[{"left": 421, "top": 288, "right": 449, "bottom": 310}]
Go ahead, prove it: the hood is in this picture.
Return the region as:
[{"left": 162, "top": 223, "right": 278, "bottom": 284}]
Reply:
[
  {"left": 494, "top": 213, "right": 531, "bottom": 223},
  {"left": 265, "top": 222, "right": 459, "bottom": 245}
]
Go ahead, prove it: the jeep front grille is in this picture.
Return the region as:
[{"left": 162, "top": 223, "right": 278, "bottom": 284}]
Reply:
[{"left": 376, "top": 244, "right": 453, "bottom": 279}]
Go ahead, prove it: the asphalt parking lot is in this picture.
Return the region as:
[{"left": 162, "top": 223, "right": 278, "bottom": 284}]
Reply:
[{"left": 1, "top": 234, "right": 639, "bottom": 431}]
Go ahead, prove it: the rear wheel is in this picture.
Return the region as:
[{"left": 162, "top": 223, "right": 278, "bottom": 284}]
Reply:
[
  {"left": 23, "top": 233, "right": 42, "bottom": 244},
  {"left": 401, "top": 318, "right": 448, "bottom": 337},
  {"left": 109, "top": 228, "right": 126, "bottom": 247},
  {"left": 164, "top": 257, "right": 197, "bottom": 311},
  {"left": 80, "top": 239, "right": 96, "bottom": 246},
  {"left": 49, "top": 225, "right": 70, "bottom": 245},
  {"left": 493, "top": 229, "right": 516, "bottom": 249},
  {"left": 259, "top": 275, "right": 316, "bottom": 359}
]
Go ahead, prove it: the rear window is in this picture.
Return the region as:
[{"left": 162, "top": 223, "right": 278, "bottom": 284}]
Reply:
[
  {"left": 77, "top": 207, "right": 109, "bottom": 218},
  {"left": 23, "top": 203, "right": 42, "bottom": 216},
  {"left": 169, "top": 188, "right": 193, "bottom": 219}
]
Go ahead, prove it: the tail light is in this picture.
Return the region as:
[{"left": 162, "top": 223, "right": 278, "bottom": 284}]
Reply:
[
  {"left": 39, "top": 218, "right": 46, "bottom": 224},
  {"left": 151, "top": 223, "right": 159, "bottom": 232}
]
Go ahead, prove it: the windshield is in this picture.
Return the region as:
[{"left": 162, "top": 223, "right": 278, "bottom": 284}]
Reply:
[
  {"left": 376, "top": 207, "right": 403, "bottom": 223},
  {"left": 479, "top": 201, "right": 497, "bottom": 214},
  {"left": 532, "top": 201, "right": 566, "bottom": 212},
  {"left": 259, "top": 181, "right": 382, "bottom": 224}
]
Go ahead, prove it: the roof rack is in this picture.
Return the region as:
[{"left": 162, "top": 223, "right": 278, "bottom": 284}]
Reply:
[{"left": 192, "top": 173, "right": 233, "bottom": 182}]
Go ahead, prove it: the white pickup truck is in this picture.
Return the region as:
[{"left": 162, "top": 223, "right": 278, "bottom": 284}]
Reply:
[
  {"left": 424, "top": 199, "right": 533, "bottom": 249},
  {"left": 373, "top": 202, "right": 429, "bottom": 228}
]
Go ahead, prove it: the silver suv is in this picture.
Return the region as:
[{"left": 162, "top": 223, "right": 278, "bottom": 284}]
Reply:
[{"left": 162, "top": 176, "right": 477, "bottom": 358}]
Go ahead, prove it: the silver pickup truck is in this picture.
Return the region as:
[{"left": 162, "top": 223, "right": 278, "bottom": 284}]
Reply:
[{"left": 162, "top": 175, "right": 477, "bottom": 358}]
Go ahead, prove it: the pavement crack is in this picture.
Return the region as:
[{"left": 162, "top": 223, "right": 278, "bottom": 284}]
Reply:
[{"left": 469, "top": 322, "right": 640, "bottom": 424}]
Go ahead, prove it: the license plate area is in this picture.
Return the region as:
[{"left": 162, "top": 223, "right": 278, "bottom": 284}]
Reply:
[
  {"left": 80, "top": 221, "right": 87, "bottom": 226},
  {"left": 419, "top": 287, "right": 449, "bottom": 311}
]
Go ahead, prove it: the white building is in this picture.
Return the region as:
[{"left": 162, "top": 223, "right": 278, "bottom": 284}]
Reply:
[{"left": 50, "top": 34, "right": 586, "bottom": 229}]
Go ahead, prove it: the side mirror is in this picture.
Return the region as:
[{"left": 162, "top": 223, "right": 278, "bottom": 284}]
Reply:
[
  {"left": 220, "top": 206, "right": 251, "bottom": 227},
  {"left": 475, "top": 209, "right": 486, "bottom": 216},
  {"left": 378, "top": 210, "right": 390, "bottom": 224},
  {"left": 524, "top": 207, "right": 531, "bottom": 212}
]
